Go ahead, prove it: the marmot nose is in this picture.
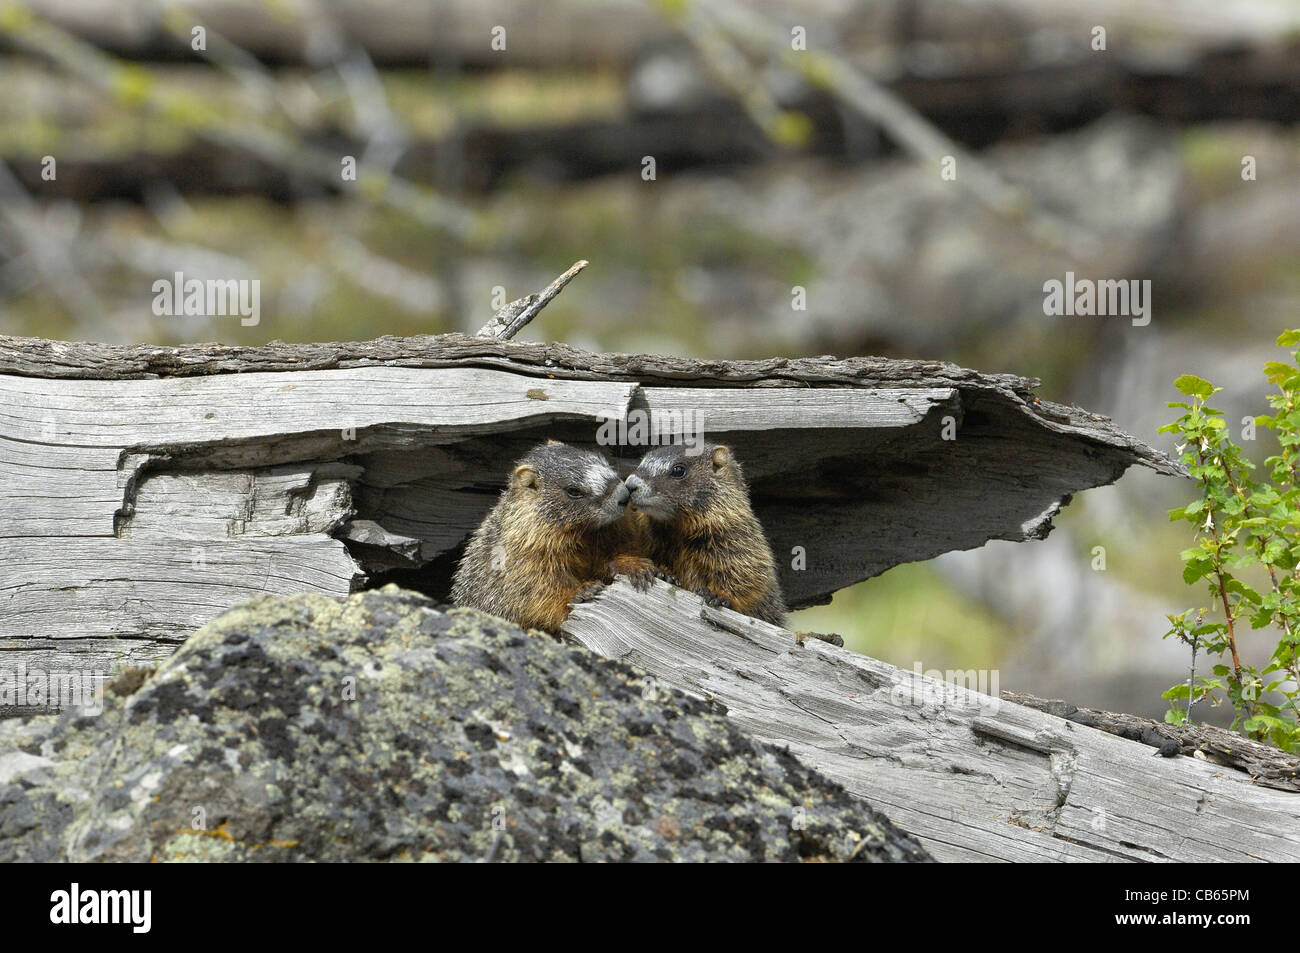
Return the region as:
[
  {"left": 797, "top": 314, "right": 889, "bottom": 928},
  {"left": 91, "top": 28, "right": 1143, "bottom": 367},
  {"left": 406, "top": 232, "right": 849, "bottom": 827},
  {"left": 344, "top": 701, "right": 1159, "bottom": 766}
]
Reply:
[
  {"left": 613, "top": 481, "right": 631, "bottom": 506},
  {"left": 625, "top": 474, "right": 646, "bottom": 496}
]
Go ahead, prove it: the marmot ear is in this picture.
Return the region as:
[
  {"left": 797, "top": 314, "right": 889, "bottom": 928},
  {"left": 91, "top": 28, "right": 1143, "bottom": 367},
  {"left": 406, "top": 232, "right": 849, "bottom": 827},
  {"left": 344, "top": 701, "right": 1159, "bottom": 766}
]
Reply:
[
  {"left": 513, "top": 464, "right": 538, "bottom": 490},
  {"left": 710, "top": 446, "right": 732, "bottom": 470}
]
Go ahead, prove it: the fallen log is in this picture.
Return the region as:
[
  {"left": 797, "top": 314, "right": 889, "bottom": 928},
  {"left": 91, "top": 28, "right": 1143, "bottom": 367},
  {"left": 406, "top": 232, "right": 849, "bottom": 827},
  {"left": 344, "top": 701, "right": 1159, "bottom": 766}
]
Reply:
[
  {"left": 1005, "top": 691, "right": 1300, "bottom": 793},
  {"left": 564, "top": 579, "right": 1300, "bottom": 863},
  {"left": 7, "top": 328, "right": 1291, "bottom": 863},
  {"left": 0, "top": 331, "right": 1177, "bottom": 679}
]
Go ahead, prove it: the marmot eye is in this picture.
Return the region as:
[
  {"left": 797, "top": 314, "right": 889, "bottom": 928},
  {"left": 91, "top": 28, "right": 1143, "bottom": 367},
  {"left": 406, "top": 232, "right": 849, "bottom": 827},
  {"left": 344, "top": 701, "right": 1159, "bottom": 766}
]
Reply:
[
  {"left": 564, "top": 486, "right": 585, "bottom": 499},
  {"left": 670, "top": 464, "right": 687, "bottom": 478}
]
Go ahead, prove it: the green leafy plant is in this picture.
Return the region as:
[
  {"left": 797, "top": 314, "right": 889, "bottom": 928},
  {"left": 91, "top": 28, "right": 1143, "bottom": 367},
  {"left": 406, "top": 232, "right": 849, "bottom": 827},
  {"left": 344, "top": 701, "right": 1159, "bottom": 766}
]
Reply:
[{"left": 1159, "top": 329, "right": 1300, "bottom": 751}]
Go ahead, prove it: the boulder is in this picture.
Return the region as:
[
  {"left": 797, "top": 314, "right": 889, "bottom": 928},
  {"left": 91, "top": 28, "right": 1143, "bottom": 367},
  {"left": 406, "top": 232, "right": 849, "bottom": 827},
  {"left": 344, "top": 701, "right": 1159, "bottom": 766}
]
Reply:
[{"left": 0, "top": 586, "right": 929, "bottom": 863}]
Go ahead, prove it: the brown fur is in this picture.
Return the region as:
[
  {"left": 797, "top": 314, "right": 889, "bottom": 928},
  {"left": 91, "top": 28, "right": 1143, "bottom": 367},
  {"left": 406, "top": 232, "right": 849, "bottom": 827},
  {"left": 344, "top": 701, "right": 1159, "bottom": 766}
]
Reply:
[
  {"left": 450, "top": 441, "right": 654, "bottom": 634},
  {"left": 626, "top": 444, "right": 786, "bottom": 626}
]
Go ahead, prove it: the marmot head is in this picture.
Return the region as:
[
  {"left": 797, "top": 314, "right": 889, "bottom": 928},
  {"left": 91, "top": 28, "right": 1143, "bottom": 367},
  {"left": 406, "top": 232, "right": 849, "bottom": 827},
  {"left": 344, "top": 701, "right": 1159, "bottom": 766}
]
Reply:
[
  {"left": 624, "top": 443, "right": 738, "bottom": 523},
  {"left": 510, "top": 440, "right": 630, "bottom": 529}
]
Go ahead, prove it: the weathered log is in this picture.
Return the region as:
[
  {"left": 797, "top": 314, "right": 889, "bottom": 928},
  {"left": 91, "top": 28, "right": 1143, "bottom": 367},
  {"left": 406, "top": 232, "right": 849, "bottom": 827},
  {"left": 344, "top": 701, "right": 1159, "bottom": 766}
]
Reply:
[
  {"left": 7, "top": 330, "right": 1288, "bottom": 863},
  {"left": 1005, "top": 691, "right": 1300, "bottom": 793},
  {"left": 564, "top": 579, "right": 1300, "bottom": 863},
  {"left": 0, "top": 331, "right": 1177, "bottom": 680}
]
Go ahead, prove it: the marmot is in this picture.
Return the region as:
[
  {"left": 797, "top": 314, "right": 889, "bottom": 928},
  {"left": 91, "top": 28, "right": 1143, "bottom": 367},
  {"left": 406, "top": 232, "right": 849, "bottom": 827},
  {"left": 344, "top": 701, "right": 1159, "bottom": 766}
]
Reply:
[
  {"left": 451, "top": 441, "right": 655, "bottom": 634},
  {"left": 624, "top": 443, "right": 787, "bottom": 626}
]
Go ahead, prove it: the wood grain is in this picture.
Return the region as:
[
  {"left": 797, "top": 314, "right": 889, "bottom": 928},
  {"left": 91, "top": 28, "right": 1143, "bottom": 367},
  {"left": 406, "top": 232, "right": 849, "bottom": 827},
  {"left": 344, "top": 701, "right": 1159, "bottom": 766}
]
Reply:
[
  {"left": 565, "top": 580, "right": 1300, "bottom": 863},
  {"left": 0, "top": 332, "right": 1178, "bottom": 675}
]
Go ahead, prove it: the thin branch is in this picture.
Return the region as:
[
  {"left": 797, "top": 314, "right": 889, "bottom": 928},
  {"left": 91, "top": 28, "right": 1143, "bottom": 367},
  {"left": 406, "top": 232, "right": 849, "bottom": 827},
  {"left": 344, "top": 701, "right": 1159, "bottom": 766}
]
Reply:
[
  {"left": 687, "top": 0, "right": 1098, "bottom": 258},
  {"left": 0, "top": 3, "right": 476, "bottom": 239},
  {"left": 669, "top": 4, "right": 795, "bottom": 146},
  {"left": 1185, "top": 614, "right": 1201, "bottom": 726},
  {"left": 157, "top": 2, "right": 281, "bottom": 110},
  {"left": 476, "top": 260, "right": 589, "bottom": 341}
]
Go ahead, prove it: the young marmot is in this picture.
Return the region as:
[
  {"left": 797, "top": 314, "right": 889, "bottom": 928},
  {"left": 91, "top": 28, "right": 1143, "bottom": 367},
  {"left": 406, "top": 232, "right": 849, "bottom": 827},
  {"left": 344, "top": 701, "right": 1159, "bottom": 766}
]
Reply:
[
  {"left": 624, "top": 443, "right": 786, "bottom": 626},
  {"left": 451, "top": 441, "right": 654, "bottom": 634}
]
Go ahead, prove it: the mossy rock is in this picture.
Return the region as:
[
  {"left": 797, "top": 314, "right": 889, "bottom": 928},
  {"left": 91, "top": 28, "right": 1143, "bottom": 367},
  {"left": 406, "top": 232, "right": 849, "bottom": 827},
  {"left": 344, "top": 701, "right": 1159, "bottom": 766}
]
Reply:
[{"left": 0, "top": 586, "right": 929, "bottom": 863}]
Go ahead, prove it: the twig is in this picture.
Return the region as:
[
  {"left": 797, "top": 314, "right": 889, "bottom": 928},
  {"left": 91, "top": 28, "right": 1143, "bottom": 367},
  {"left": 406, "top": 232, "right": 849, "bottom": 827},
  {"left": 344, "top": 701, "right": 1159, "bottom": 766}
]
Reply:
[
  {"left": 157, "top": 3, "right": 281, "bottom": 110},
  {"left": 476, "top": 260, "right": 589, "bottom": 341},
  {"left": 0, "top": 3, "right": 476, "bottom": 239},
  {"left": 162, "top": 1, "right": 410, "bottom": 174},
  {"left": 687, "top": 0, "right": 1098, "bottom": 258},
  {"left": 669, "top": 4, "right": 794, "bottom": 146},
  {"left": 1194, "top": 445, "right": 1246, "bottom": 689},
  {"left": 1185, "top": 614, "right": 1201, "bottom": 726}
]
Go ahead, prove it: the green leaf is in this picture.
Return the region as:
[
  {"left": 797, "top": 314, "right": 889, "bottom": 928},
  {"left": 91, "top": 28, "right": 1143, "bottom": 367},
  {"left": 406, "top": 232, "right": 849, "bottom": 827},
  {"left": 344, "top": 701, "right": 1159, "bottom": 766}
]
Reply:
[
  {"left": 1264, "top": 362, "right": 1300, "bottom": 387},
  {"left": 1225, "top": 578, "right": 1262, "bottom": 603},
  {"left": 1244, "top": 715, "right": 1288, "bottom": 733},
  {"left": 1252, "top": 484, "right": 1280, "bottom": 505},
  {"left": 1174, "top": 375, "right": 1216, "bottom": 399},
  {"left": 1182, "top": 558, "right": 1213, "bottom": 585}
]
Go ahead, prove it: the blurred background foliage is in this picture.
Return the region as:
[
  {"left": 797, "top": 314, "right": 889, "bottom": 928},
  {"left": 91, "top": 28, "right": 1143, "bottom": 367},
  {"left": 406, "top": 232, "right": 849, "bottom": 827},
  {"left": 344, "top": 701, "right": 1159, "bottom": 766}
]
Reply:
[{"left": 1, "top": 0, "right": 1298, "bottom": 718}]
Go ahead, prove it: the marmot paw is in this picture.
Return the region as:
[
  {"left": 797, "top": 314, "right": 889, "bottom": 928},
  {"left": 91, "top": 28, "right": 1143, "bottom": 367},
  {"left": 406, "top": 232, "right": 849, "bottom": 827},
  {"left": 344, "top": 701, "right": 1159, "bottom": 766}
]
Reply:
[
  {"left": 607, "top": 556, "right": 658, "bottom": 592},
  {"left": 624, "top": 567, "right": 656, "bottom": 592},
  {"left": 651, "top": 567, "right": 682, "bottom": 587},
  {"left": 571, "top": 581, "right": 607, "bottom": 604},
  {"left": 694, "top": 588, "right": 734, "bottom": 611}
]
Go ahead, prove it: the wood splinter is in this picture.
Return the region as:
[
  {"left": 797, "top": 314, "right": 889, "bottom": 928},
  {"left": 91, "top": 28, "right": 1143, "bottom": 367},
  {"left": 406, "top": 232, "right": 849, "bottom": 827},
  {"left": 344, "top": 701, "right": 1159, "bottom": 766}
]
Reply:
[{"left": 476, "top": 259, "right": 589, "bottom": 341}]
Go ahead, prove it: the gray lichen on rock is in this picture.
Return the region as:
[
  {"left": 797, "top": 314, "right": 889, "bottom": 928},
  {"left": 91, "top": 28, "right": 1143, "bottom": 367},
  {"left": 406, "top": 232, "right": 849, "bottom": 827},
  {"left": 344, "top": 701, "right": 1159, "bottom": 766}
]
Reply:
[{"left": 0, "top": 585, "right": 929, "bottom": 863}]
